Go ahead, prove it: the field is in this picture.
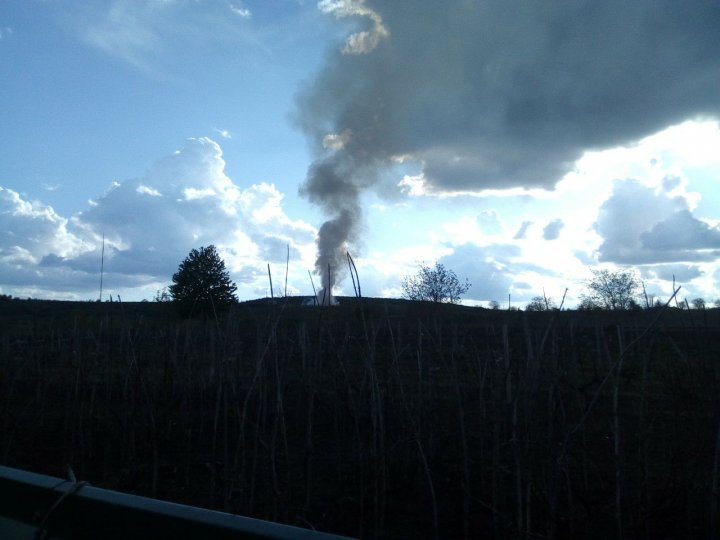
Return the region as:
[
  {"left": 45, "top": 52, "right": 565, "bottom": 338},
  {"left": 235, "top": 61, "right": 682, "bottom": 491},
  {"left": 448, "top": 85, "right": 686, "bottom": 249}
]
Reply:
[{"left": 1, "top": 296, "right": 719, "bottom": 539}]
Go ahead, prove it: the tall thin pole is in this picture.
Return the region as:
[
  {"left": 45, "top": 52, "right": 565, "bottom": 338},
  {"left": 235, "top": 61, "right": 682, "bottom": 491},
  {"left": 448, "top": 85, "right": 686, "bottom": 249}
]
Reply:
[
  {"left": 308, "top": 270, "right": 318, "bottom": 306},
  {"left": 99, "top": 233, "right": 105, "bottom": 302},
  {"left": 284, "top": 244, "right": 289, "bottom": 297}
]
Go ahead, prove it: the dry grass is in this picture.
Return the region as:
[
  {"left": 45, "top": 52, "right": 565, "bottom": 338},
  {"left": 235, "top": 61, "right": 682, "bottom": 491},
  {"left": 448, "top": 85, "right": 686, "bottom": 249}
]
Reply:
[{"left": 1, "top": 297, "right": 719, "bottom": 539}]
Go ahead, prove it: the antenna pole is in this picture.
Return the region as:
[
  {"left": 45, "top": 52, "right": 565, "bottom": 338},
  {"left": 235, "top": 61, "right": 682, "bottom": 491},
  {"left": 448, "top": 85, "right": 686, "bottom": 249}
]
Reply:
[{"left": 99, "top": 233, "right": 105, "bottom": 302}]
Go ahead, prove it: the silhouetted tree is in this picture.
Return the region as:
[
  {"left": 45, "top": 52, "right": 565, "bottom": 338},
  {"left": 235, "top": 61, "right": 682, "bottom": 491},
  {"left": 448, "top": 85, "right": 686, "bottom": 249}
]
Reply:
[
  {"left": 401, "top": 262, "right": 470, "bottom": 304},
  {"left": 525, "top": 295, "right": 557, "bottom": 311},
  {"left": 170, "top": 245, "right": 237, "bottom": 316},
  {"left": 580, "top": 269, "right": 639, "bottom": 310},
  {"left": 691, "top": 297, "right": 706, "bottom": 309}
]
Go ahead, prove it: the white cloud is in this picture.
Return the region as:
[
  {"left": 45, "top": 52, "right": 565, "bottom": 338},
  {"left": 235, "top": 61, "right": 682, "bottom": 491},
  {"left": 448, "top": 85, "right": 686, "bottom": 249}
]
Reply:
[
  {"left": 318, "top": 0, "right": 388, "bottom": 54},
  {"left": 136, "top": 185, "right": 162, "bottom": 196},
  {"left": 0, "top": 187, "right": 90, "bottom": 261},
  {"left": 229, "top": 3, "right": 251, "bottom": 18},
  {"left": 81, "top": 1, "right": 166, "bottom": 73},
  {"left": 213, "top": 128, "right": 233, "bottom": 139},
  {"left": 0, "top": 138, "right": 317, "bottom": 300},
  {"left": 323, "top": 129, "right": 352, "bottom": 150},
  {"left": 76, "top": 1, "right": 264, "bottom": 76}
]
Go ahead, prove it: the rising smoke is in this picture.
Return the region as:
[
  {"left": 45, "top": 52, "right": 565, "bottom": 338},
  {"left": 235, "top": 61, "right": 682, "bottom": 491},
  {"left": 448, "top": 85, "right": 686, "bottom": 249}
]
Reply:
[{"left": 297, "top": 0, "right": 720, "bottom": 300}]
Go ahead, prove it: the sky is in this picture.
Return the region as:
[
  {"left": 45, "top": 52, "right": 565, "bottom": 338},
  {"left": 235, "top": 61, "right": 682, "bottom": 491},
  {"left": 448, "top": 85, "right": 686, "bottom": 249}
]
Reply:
[{"left": 1, "top": 0, "right": 719, "bottom": 308}]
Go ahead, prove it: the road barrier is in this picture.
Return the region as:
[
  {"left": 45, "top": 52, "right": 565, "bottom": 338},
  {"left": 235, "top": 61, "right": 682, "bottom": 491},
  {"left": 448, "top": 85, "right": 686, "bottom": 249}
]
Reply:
[{"left": 0, "top": 465, "right": 354, "bottom": 540}]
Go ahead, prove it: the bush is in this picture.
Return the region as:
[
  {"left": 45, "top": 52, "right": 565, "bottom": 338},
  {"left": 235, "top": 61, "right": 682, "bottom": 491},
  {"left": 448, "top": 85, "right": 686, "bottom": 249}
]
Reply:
[{"left": 169, "top": 245, "right": 237, "bottom": 316}]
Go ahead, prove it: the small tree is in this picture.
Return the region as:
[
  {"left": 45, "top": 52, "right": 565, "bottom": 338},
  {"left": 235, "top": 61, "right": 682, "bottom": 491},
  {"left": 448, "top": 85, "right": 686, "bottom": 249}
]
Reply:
[
  {"left": 170, "top": 245, "right": 237, "bottom": 315},
  {"left": 488, "top": 300, "right": 501, "bottom": 310},
  {"left": 401, "top": 262, "right": 470, "bottom": 304},
  {"left": 691, "top": 297, "right": 706, "bottom": 310},
  {"left": 580, "top": 268, "right": 639, "bottom": 310}
]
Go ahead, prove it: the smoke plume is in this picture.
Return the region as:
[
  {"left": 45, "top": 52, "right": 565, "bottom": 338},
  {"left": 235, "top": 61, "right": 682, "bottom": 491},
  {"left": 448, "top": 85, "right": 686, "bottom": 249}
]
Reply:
[{"left": 297, "top": 0, "right": 720, "bottom": 299}]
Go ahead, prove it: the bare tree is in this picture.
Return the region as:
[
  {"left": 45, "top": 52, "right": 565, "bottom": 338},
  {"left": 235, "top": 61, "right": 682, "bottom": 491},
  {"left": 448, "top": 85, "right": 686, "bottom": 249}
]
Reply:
[
  {"left": 691, "top": 297, "right": 706, "bottom": 309},
  {"left": 401, "top": 262, "right": 471, "bottom": 304},
  {"left": 580, "top": 269, "right": 640, "bottom": 310}
]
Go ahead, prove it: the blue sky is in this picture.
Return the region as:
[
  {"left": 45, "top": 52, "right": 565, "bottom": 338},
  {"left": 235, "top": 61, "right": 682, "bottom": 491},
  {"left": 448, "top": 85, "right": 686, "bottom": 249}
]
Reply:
[{"left": 1, "top": 0, "right": 719, "bottom": 307}]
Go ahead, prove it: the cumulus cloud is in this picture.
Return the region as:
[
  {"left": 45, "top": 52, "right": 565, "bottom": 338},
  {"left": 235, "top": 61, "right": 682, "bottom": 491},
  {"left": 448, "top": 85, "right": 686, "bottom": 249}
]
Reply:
[
  {"left": 0, "top": 188, "right": 97, "bottom": 297},
  {"left": 0, "top": 138, "right": 316, "bottom": 299},
  {"left": 595, "top": 178, "right": 720, "bottom": 264},
  {"left": 0, "top": 187, "right": 90, "bottom": 261},
  {"left": 543, "top": 219, "right": 564, "bottom": 241}
]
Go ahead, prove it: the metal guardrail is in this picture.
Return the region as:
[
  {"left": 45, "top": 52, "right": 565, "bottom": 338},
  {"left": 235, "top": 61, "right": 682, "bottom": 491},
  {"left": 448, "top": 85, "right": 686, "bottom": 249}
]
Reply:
[{"left": 0, "top": 465, "right": 355, "bottom": 540}]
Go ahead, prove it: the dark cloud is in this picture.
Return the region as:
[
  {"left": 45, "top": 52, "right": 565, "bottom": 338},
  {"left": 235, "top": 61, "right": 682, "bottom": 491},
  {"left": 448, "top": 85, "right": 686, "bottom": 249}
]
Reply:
[
  {"left": 543, "top": 219, "right": 564, "bottom": 240},
  {"left": 298, "top": 1, "right": 720, "bottom": 193},
  {"left": 640, "top": 210, "right": 720, "bottom": 251},
  {"left": 640, "top": 264, "right": 703, "bottom": 283}
]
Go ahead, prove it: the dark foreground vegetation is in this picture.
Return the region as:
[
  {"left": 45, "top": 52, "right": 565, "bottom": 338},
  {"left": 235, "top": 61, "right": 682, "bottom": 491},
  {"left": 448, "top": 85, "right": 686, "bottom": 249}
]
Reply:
[{"left": 1, "top": 296, "right": 720, "bottom": 539}]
